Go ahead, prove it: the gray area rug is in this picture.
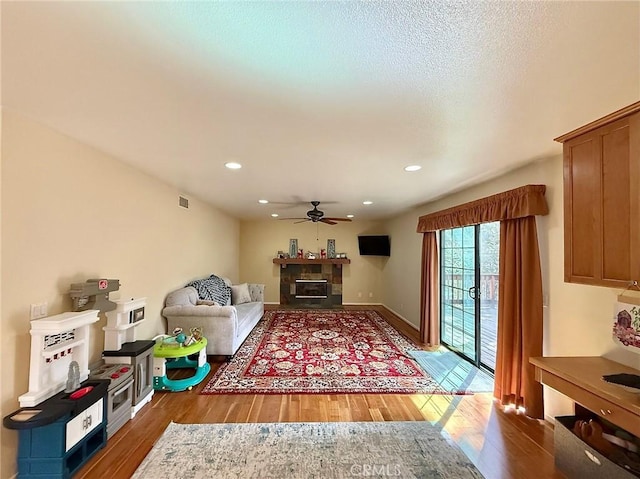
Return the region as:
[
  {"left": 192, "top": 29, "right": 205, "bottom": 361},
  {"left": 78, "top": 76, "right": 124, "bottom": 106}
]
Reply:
[
  {"left": 409, "top": 349, "right": 494, "bottom": 394},
  {"left": 132, "top": 421, "right": 484, "bottom": 479}
]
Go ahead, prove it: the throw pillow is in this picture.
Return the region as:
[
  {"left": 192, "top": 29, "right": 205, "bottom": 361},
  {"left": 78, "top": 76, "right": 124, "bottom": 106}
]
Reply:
[
  {"left": 231, "top": 283, "right": 252, "bottom": 305},
  {"left": 248, "top": 283, "right": 265, "bottom": 302}
]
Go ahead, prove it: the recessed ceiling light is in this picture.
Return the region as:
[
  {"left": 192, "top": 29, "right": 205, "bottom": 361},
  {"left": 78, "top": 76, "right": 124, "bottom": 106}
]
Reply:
[
  {"left": 347, "top": 214, "right": 354, "bottom": 218},
  {"left": 404, "top": 165, "right": 422, "bottom": 172},
  {"left": 258, "top": 199, "right": 269, "bottom": 204},
  {"left": 363, "top": 201, "right": 373, "bottom": 205},
  {"left": 271, "top": 213, "right": 279, "bottom": 218},
  {"left": 224, "top": 162, "right": 242, "bottom": 169}
]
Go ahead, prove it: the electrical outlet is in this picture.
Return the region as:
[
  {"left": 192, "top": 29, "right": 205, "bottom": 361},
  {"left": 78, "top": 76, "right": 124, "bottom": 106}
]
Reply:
[
  {"left": 358, "top": 292, "right": 362, "bottom": 298},
  {"left": 369, "top": 292, "right": 373, "bottom": 298},
  {"left": 30, "top": 302, "right": 48, "bottom": 320}
]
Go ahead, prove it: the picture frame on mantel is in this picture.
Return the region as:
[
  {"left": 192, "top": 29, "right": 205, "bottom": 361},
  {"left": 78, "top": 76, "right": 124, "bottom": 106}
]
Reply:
[
  {"left": 289, "top": 239, "right": 298, "bottom": 259},
  {"left": 327, "top": 239, "right": 336, "bottom": 259}
]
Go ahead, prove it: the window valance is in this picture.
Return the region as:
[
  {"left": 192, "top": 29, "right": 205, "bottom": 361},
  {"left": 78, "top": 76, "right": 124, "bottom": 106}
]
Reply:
[{"left": 416, "top": 184, "right": 548, "bottom": 233}]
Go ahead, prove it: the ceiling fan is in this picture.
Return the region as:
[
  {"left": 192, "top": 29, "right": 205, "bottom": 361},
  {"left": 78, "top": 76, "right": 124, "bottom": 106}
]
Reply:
[{"left": 279, "top": 201, "right": 352, "bottom": 225}]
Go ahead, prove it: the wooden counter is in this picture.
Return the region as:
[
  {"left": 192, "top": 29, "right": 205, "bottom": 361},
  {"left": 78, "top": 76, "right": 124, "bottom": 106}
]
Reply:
[{"left": 530, "top": 356, "right": 640, "bottom": 437}]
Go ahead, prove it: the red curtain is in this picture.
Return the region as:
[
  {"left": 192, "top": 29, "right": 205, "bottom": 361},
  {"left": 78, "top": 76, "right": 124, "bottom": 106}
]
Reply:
[
  {"left": 493, "top": 216, "right": 544, "bottom": 418},
  {"left": 419, "top": 232, "right": 439, "bottom": 346}
]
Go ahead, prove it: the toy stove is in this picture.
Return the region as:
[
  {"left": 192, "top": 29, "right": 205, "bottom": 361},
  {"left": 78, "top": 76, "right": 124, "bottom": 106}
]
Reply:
[
  {"left": 89, "top": 363, "right": 134, "bottom": 439},
  {"left": 102, "top": 298, "right": 154, "bottom": 418}
]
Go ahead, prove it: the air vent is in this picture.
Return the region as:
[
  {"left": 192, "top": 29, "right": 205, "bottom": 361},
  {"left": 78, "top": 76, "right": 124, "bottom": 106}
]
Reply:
[{"left": 179, "top": 196, "right": 189, "bottom": 209}]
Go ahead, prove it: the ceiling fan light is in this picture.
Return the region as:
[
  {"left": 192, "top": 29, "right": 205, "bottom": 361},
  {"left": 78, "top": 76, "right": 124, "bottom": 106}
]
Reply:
[
  {"left": 404, "top": 165, "right": 422, "bottom": 172},
  {"left": 271, "top": 213, "right": 279, "bottom": 217},
  {"left": 224, "top": 162, "right": 242, "bottom": 170},
  {"left": 363, "top": 200, "right": 373, "bottom": 205},
  {"left": 347, "top": 214, "right": 354, "bottom": 218},
  {"left": 258, "top": 199, "right": 269, "bottom": 204}
]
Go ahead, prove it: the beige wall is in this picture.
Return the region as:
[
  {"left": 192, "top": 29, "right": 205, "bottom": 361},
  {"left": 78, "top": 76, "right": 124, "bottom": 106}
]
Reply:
[
  {"left": 240, "top": 219, "right": 388, "bottom": 305},
  {"left": 4, "top": 116, "right": 640, "bottom": 474},
  {"left": 0, "top": 111, "right": 240, "bottom": 477},
  {"left": 384, "top": 156, "right": 640, "bottom": 420},
  {"left": 0, "top": 7, "right": 4, "bottom": 472},
  {"left": 0, "top": 4, "right": 5, "bottom": 476}
]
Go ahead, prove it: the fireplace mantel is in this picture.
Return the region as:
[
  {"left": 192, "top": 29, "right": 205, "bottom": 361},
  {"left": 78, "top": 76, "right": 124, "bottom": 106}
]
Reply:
[{"left": 273, "top": 258, "right": 350, "bottom": 268}]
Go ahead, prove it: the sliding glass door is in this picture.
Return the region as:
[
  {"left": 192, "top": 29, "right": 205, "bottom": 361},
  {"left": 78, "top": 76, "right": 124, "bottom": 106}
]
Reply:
[
  {"left": 440, "top": 226, "right": 476, "bottom": 361},
  {"left": 440, "top": 222, "right": 499, "bottom": 372}
]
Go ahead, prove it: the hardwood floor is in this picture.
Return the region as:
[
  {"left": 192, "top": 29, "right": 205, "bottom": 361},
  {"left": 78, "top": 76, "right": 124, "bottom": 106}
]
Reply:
[{"left": 76, "top": 306, "right": 565, "bottom": 479}]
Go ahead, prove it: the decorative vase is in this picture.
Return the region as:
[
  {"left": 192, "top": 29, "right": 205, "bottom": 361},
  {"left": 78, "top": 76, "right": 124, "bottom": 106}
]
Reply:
[{"left": 327, "top": 239, "right": 336, "bottom": 259}]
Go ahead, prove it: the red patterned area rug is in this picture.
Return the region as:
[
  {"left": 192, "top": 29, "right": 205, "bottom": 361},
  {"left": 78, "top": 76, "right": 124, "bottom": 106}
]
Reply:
[{"left": 200, "top": 309, "right": 456, "bottom": 395}]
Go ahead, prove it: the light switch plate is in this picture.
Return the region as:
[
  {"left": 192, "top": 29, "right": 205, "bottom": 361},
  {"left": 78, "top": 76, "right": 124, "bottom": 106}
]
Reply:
[{"left": 30, "top": 302, "right": 47, "bottom": 320}]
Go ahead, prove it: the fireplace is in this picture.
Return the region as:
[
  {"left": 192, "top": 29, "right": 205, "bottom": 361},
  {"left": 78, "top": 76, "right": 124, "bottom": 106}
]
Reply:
[
  {"left": 295, "top": 279, "right": 328, "bottom": 298},
  {"left": 277, "top": 263, "right": 343, "bottom": 308}
]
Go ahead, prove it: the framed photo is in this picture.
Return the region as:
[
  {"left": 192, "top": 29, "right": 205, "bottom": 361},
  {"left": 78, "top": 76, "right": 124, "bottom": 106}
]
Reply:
[
  {"left": 612, "top": 295, "right": 640, "bottom": 352},
  {"left": 327, "top": 239, "right": 336, "bottom": 259},
  {"left": 129, "top": 306, "right": 145, "bottom": 323},
  {"left": 289, "top": 239, "right": 298, "bottom": 259}
]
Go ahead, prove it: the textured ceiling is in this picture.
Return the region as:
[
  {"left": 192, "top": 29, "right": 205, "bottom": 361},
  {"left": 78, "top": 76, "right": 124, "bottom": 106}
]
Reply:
[{"left": 2, "top": 1, "right": 639, "bottom": 221}]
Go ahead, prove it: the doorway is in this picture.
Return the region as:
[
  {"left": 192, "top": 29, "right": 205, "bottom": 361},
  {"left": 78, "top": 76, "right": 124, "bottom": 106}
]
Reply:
[{"left": 439, "top": 222, "right": 499, "bottom": 372}]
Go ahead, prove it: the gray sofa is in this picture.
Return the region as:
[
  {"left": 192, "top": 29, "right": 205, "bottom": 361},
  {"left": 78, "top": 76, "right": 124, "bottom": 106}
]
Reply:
[{"left": 162, "top": 279, "right": 264, "bottom": 356}]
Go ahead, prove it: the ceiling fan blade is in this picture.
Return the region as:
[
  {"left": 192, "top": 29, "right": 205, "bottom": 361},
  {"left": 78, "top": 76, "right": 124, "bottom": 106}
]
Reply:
[
  {"left": 294, "top": 219, "right": 311, "bottom": 224},
  {"left": 278, "top": 217, "right": 308, "bottom": 221},
  {"left": 269, "top": 198, "right": 337, "bottom": 206},
  {"left": 323, "top": 217, "right": 352, "bottom": 222},
  {"left": 268, "top": 203, "right": 303, "bottom": 209},
  {"left": 320, "top": 218, "right": 338, "bottom": 225}
]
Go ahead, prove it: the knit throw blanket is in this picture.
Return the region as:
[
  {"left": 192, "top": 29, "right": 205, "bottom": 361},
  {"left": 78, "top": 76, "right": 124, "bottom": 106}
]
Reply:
[{"left": 186, "top": 274, "right": 231, "bottom": 305}]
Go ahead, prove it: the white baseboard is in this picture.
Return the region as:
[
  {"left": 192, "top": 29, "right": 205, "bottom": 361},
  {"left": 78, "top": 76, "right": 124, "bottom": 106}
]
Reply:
[
  {"left": 342, "top": 303, "right": 419, "bottom": 332},
  {"left": 381, "top": 305, "right": 418, "bottom": 330}
]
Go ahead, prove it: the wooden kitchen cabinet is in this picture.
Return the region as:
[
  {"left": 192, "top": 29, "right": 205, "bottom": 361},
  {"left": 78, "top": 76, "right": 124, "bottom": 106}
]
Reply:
[{"left": 555, "top": 101, "right": 640, "bottom": 287}]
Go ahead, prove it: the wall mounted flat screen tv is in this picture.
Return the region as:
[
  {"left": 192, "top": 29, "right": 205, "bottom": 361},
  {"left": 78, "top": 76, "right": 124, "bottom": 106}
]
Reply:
[{"left": 358, "top": 235, "right": 390, "bottom": 256}]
